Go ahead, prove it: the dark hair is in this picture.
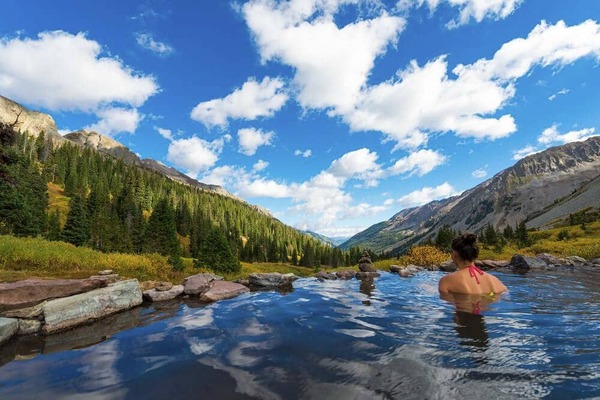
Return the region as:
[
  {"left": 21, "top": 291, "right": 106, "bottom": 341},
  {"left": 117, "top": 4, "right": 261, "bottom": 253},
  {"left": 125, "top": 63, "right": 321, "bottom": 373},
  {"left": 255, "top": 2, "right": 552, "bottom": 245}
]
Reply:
[{"left": 451, "top": 233, "right": 479, "bottom": 261}]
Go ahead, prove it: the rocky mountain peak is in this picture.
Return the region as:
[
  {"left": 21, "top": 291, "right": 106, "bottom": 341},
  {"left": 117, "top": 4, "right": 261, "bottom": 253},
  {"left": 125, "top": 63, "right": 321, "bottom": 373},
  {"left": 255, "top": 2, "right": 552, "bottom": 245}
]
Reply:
[
  {"left": 0, "top": 95, "right": 64, "bottom": 145},
  {"left": 64, "top": 129, "right": 142, "bottom": 166},
  {"left": 64, "top": 129, "right": 127, "bottom": 151}
]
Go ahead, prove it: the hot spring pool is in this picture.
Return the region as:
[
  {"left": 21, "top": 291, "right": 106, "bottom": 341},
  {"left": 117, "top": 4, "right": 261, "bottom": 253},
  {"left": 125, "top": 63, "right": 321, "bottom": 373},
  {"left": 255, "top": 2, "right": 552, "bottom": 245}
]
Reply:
[{"left": 1, "top": 269, "right": 599, "bottom": 399}]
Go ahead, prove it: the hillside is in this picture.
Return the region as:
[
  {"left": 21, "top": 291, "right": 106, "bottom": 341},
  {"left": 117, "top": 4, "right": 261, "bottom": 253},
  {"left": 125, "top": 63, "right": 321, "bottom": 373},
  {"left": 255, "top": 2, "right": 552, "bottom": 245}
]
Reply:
[
  {"left": 341, "top": 136, "right": 600, "bottom": 253},
  {"left": 0, "top": 95, "right": 350, "bottom": 270}
]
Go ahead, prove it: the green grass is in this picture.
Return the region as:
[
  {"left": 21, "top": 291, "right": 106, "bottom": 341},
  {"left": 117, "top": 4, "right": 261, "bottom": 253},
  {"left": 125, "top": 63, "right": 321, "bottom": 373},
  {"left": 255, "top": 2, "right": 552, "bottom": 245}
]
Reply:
[{"left": 0, "top": 235, "right": 320, "bottom": 284}]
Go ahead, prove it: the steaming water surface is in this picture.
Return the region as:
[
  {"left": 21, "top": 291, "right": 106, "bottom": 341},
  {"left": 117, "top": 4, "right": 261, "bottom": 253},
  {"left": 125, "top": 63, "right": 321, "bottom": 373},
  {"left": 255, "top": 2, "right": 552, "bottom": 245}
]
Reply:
[{"left": 1, "top": 269, "right": 600, "bottom": 399}]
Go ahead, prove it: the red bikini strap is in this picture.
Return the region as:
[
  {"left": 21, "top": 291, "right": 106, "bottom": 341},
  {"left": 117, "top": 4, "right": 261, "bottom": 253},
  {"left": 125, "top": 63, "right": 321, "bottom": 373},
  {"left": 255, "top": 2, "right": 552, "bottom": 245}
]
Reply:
[{"left": 468, "top": 264, "right": 484, "bottom": 285}]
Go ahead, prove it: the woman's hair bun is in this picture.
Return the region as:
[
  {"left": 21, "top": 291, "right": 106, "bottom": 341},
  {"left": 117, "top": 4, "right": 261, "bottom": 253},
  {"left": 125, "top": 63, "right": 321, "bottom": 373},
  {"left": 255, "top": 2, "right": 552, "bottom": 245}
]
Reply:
[{"left": 464, "top": 233, "right": 477, "bottom": 245}]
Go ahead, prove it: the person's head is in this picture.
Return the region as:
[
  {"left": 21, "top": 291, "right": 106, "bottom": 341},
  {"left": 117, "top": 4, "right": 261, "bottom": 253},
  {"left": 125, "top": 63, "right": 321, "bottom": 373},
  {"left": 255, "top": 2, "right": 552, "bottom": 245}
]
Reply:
[{"left": 451, "top": 233, "right": 479, "bottom": 262}]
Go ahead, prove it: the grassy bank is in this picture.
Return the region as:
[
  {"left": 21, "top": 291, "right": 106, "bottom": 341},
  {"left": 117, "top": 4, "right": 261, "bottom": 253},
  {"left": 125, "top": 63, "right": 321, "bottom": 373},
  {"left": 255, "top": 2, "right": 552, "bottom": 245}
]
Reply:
[{"left": 0, "top": 235, "right": 317, "bottom": 283}]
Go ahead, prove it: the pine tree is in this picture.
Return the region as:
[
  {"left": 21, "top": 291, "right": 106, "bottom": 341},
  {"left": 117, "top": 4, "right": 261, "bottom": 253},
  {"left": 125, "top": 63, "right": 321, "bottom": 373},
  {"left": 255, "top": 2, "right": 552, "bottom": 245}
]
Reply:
[
  {"left": 0, "top": 126, "right": 48, "bottom": 236},
  {"left": 195, "top": 226, "right": 240, "bottom": 274},
  {"left": 515, "top": 220, "right": 531, "bottom": 248},
  {"left": 143, "top": 198, "right": 182, "bottom": 268},
  {"left": 45, "top": 209, "right": 61, "bottom": 241},
  {"left": 61, "top": 194, "right": 89, "bottom": 246},
  {"left": 435, "top": 224, "right": 455, "bottom": 251}
]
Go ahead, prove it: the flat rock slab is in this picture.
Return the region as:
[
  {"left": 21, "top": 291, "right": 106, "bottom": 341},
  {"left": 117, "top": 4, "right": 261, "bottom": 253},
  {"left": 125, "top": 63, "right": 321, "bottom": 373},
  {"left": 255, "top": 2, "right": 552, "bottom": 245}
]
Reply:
[
  {"left": 42, "top": 279, "right": 142, "bottom": 334},
  {"left": 0, "top": 302, "right": 45, "bottom": 319},
  {"left": 143, "top": 285, "right": 184, "bottom": 302},
  {"left": 183, "top": 273, "right": 223, "bottom": 296},
  {"left": 0, "top": 318, "right": 18, "bottom": 345},
  {"left": 200, "top": 281, "right": 249, "bottom": 302},
  {"left": 248, "top": 273, "right": 298, "bottom": 288},
  {"left": 0, "top": 278, "right": 107, "bottom": 311}
]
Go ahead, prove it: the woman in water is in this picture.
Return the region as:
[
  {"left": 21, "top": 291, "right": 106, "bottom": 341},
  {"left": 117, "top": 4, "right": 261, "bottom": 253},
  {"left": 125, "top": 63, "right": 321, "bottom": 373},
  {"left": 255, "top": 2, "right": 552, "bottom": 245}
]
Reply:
[{"left": 439, "top": 233, "right": 507, "bottom": 295}]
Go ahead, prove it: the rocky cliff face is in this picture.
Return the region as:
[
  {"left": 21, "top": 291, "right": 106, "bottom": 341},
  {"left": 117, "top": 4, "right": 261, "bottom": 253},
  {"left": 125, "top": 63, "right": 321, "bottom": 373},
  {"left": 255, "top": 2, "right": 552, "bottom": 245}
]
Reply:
[
  {"left": 64, "top": 130, "right": 142, "bottom": 165},
  {"left": 343, "top": 136, "right": 600, "bottom": 253},
  {"left": 0, "top": 95, "right": 64, "bottom": 146}
]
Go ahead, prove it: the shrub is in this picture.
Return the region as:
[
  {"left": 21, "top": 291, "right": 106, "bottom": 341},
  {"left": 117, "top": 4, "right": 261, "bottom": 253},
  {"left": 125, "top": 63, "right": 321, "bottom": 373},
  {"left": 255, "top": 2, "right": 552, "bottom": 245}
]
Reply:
[{"left": 405, "top": 245, "right": 448, "bottom": 266}]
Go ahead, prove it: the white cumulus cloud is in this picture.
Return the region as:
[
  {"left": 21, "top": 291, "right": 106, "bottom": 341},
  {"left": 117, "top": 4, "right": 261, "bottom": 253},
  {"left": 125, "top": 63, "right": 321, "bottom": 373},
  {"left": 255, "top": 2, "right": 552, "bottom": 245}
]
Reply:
[
  {"left": 0, "top": 31, "right": 158, "bottom": 112},
  {"left": 167, "top": 136, "right": 226, "bottom": 177},
  {"left": 538, "top": 124, "right": 596, "bottom": 145},
  {"left": 346, "top": 19, "right": 600, "bottom": 148},
  {"left": 388, "top": 149, "right": 447, "bottom": 176},
  {"left": 191, "top": 76, "right": 288, "bottom": 128},
  {"left": 397, "top": 182, "right": 458, "bottom": 208},
  {"left": 253, "top": 159, "right": 269, "bottom": 171},
  {"left": 85, "top": 108, "right": 143, "bottom": 136},
  {"left": 512, "top": 124, "right": 596, "bottom": 160},
  {"left": 238, "top": 127, "right": 275, "bottom": 156},
  {"left": 243, "top": 0, "right": 404, "bottom": 113}
]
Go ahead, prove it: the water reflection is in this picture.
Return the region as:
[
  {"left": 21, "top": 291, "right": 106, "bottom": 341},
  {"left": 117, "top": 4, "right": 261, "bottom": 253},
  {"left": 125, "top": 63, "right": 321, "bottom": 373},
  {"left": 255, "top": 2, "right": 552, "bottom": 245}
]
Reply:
[
  {"left": 359, "top": 277, "right": 375, "bottom": 305},
  {"left": 454, "top": 311, "right": 489, "bottom": 351},
  {"left": 0, "top": 301, "right": 181, "bottom": 368},
  {"left": 1, "top": 271, "right": 600, "bottom": 399}
]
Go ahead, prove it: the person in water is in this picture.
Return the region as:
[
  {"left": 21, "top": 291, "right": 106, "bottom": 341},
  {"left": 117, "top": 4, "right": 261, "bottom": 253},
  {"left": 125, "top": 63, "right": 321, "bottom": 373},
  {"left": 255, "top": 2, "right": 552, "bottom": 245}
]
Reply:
[{"left": 439, "top": 233, "right": 507, "bottom": 295}]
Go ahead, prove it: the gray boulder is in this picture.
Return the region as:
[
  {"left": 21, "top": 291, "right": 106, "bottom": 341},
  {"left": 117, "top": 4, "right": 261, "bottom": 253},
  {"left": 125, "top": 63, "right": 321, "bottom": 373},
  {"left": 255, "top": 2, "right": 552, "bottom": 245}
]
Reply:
[
  {"left": 564, "top": 256, "right": 588, "bottom": 266},
  {"left": 315, "top": 271, "right": 337, "bottom": 280},
  {"left": 399, "top": 269, "right": 415, "bottom": 278},
  {"left": 98, "top": 270, "right": 114, "bottom": 276},
  {"left": 591, "top": 258, "right": 600, "bottom": 266},
  {"left": 0, "top": 318, "right": 18, "bottom": 345},
  {"left": 335, "top": 270, "right": 356, "bottom": 279},
  {"left": 200, "top": 281, "right": 249, "bottom": 302},
  {"left": 248, "top": 273, "right": 298, "bottom": 288},
  {"left": 389, "top": 265, "right": 403, "bottom": 273},
  {"left": 143, "top": 285, "right": 184, "bottom": 302},
  {"left": 42, "top": 279, "right": 142, "bottom": 334},
  {"left": 183, "top": 273, "right": 223, "bottom": 296},
  {"left": 405, "top": 265, "right": 422, "bottom": 273},
  {"left": 536, "top": 253, "right": 562, "bottom": 266},
  {"left": 439, "top": 261, "right": 458, "bottom": 272},
  {"left": 510, "top": 254, "right": 548, "bottom": 270}
]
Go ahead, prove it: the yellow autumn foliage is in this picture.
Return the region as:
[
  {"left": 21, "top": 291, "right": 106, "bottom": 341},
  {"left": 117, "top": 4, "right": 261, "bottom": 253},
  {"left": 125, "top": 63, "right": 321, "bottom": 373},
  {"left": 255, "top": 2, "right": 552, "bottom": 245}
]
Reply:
[{"left": 403, "top": 245, "right": 449, "bottom": 266}]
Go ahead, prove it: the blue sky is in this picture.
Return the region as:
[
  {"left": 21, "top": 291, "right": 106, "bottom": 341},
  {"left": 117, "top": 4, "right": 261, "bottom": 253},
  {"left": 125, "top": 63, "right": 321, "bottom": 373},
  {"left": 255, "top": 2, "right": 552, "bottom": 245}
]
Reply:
[{"left": 1, "top": 0, "right": 599, "bottom": 238}]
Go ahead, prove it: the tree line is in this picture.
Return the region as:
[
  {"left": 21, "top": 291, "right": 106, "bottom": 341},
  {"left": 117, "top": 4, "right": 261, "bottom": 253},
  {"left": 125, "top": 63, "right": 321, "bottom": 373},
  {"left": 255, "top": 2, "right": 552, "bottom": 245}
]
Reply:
[{"left": 0, "top": 123, "right": 364, "bottom": 274}]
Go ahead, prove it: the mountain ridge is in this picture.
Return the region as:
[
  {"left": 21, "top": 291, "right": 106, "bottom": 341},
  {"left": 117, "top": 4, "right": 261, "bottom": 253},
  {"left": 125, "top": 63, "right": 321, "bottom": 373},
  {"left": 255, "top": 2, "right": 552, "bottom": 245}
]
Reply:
[
  {"left": 0, "top": 95, "right": 262, "bottom": 208},
  {"left": 341, "top": 136, "right": 600, "bottom": 253}
]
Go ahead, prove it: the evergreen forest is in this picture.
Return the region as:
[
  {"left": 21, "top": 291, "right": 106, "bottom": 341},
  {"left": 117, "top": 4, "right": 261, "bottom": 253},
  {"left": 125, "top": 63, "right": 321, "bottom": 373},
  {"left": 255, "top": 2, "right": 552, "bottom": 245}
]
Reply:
[{"left": 0, "top": 122, "right": 361, "bottom": 274}]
